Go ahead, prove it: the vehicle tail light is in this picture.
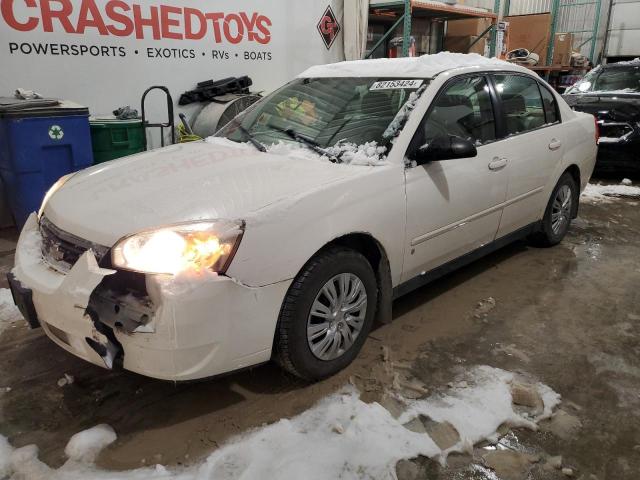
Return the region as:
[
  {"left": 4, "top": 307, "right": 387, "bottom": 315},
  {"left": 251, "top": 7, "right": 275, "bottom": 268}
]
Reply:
[{"left": 594, "top": 115, "right": 600, "bottom": 144}]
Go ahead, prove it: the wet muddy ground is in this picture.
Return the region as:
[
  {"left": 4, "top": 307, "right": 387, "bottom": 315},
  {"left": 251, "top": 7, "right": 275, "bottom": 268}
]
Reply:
[{"left": 0, "top": 191, "right": 639, "bottom": 479}]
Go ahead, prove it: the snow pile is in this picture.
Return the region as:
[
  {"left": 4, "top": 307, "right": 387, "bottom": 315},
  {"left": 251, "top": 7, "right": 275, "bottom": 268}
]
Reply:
[
  {"left": 383, "top": 85, "right": 427, "bottom": 140},
  {"left": 0, "top": 288, "right": 22, "bottom": 336},
  {"left": 204, "top": 135, "right": 251, "bottom": 150},
  {"left": 64, "top": 425, "right": 116, "bottom": 463},
  {"left": 267, "top": 140, "right": 329, "bottom": 162},
  {"left": 581, "top": 182, "right": 640, "bottom": 202},
  {"left": 0, "top": 436, "right": 12, "bottom": 477},
  {"left": 11, "top": 214, "right": 43, "bottom": 285},
  {"left": 0, "top": 366, "right": 559, "bottom": 480},
  {"left": 299, "top": 52, "right": 514, "bottom": 79},
  {"left": 399, "top": 366, "right": 559, "bottom": 454},
  {"left": 323, "top": 141, "right": 388, "bottom": 166}
]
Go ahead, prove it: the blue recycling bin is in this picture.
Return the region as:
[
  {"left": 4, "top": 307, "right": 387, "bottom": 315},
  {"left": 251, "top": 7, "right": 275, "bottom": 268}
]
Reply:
[{"left": 0, "top": 98, "right": 93, "bottom": 228}]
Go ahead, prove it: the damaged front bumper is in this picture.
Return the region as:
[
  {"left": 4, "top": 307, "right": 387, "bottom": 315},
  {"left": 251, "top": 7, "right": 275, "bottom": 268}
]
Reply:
[{"left": 11, "top": 213, "right": 291, "bottom": 381}]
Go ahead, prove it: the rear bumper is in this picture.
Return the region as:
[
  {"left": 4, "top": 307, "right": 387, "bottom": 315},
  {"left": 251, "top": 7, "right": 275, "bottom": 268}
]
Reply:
[{"left": 12, "top": 213, "right": 291, "bottom": 381}]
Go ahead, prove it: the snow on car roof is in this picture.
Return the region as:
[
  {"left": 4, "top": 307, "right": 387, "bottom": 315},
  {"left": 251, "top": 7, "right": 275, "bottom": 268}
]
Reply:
[
  {"left": 298, "top": 52, "right": 528, "bottom": 79},
  {"left": 603, "top": 57, "right": 640, "bottom": 68}
]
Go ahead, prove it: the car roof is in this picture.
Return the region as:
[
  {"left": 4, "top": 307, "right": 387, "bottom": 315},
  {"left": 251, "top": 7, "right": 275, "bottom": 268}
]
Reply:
[
  {"left": 602, "top": 59, "right": 640, "bottom": 69},
  {"left": 298, "top": 52, "right": 533, "bottom": 79}
]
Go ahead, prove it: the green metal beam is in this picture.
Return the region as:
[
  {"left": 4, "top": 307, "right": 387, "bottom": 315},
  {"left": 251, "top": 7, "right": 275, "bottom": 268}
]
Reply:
[
  {"left": 577, "top": 35, "right": 594, "bottom": 49},
  {"left": 470, "top": 24, "right": 494, "bottom": 52},
  {"left": 402, "top": 0, "right": 412, "bottom": 57},
  {"left": 546, "top": 0, "right": 561, "bottom": 66},
  {"left": 489, "top": 0, "right": 501, "bottom": 57},
  {"left": 559, "top": 1, "right": 597, "bottom": 6},
  {"left": 365, "top": 13, "right": 406, "bottom": 59},
  {"left": 567, "top": 29, "right": 600, "bottom": 33},
  {"left": 589, "top": 0, "right": 602, "bottom": 61}
]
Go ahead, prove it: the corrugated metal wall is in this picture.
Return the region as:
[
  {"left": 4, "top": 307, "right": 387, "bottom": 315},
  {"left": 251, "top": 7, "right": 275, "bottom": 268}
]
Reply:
[
  {"left": 606, "top": 0, "right": 640, "bottom": 57},
  {"left": 508, "top": 0, "right": 552, "bottom": 15}
]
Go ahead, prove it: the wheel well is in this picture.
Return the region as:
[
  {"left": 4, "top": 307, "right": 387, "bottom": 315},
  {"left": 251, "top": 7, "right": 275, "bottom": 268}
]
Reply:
[
  {"left": 320, "top": 233, "right": 393, "bottom": 324},
  {"left": 565, "top": 164, "right": 581, "bottom": 189},
  {"left": 323, "top": 233, "right": 383, "bottom": 270},
  {"left": 564, "top": 165, "right": 581, "bottom": 218}
]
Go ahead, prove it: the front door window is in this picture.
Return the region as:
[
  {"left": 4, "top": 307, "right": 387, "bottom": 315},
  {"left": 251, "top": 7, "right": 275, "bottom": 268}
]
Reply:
[{"left": 422, "top": 76, "right": 496, "bottom": 146}]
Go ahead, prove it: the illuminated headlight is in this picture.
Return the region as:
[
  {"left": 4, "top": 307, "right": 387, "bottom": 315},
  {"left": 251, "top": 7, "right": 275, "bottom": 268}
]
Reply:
[
  {"left": 38, "top": 173, "right": 74, "bottom": 218},
  {"left": 112, "top": 220, "right": 244, "bottom": 275}
]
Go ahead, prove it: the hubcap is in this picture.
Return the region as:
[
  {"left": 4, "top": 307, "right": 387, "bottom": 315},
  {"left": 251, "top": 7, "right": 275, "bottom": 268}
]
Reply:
[
  {"left": 307, "top": 273, "right": 367, "bottom": 361},
  {"left": 551, "top": 184, "right": 572, "bottom": 235}
]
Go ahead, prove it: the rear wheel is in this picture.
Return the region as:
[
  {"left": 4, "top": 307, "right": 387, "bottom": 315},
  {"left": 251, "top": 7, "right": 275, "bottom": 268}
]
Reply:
[
  {"left": 530, "top": 173, "right": 577, "bottom": 247},
  {"left": 275, "top": 248, "right": 377, "bottom": 381}
]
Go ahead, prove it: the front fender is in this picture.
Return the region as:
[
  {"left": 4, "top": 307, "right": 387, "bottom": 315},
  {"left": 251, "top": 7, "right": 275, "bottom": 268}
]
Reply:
[{"left": 226, "top": 164, "right": 407, "bottom": 289}]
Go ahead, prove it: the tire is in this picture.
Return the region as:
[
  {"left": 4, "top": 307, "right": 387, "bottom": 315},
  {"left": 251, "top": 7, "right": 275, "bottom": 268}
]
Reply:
[
  {"left": 274, "top": 247, "right": 377, "bottom": 381},
  {"left": 529, "top": 173, "right": 577, "bottom": 247}
]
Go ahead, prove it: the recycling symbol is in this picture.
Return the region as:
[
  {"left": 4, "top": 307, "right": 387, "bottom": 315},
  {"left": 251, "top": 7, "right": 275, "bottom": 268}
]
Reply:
[{"left": 48, "top": 125, "right": 64, "bottom": 140}]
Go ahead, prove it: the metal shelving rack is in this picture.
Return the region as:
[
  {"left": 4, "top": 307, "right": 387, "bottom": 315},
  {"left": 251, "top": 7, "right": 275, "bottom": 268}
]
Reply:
[
  {"left": 366, "top": 0, "right": 500, "bottom": 59},
  {"left": 505, "top": 0, "right": 603, "bottom": 66}
]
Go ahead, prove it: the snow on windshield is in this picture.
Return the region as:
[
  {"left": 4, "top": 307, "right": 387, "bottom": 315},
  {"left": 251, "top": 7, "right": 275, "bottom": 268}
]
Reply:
[
  {"left": 213, "top": 76, "right": 429, "bottom": 165},
  {"left": 206, "top": 136, "right": 389, "bottom": 167},
  {"left": 383, "top": 85, "right": 427, "bottom": 140}
]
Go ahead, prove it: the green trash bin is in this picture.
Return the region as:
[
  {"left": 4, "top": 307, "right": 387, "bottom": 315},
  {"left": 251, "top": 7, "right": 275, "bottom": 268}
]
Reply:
[{"left": 90, "top": 117, "right": 145, "bottom": 163}]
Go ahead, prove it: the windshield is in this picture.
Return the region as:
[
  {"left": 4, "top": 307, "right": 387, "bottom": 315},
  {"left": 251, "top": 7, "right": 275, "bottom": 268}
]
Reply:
[
  {"left": 214, "top": 77, "right": 428, "bottom": 162},
  {"left": 567, "top": 66, "right": 640, "bottom": 94}
]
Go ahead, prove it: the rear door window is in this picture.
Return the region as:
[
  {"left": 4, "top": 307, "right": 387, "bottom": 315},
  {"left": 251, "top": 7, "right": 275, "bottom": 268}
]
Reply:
[
  {"left": 539, "top": 84, "right": 560, "bottom": 124},
  {"left": 493, "top": 74, "right": 546, "bottom": 136}
]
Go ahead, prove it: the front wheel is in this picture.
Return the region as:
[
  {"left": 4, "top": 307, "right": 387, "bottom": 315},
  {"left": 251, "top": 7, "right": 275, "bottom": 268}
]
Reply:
[
  {"left": 530, "top": 173, "right": 577, "bottom": 247},
  {"left": 274, "top": 247, "right": 377, "bottom": 381}
]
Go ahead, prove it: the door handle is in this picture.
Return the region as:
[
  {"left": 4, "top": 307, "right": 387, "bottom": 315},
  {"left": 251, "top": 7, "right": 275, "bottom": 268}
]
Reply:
[
  {"left": 548, "top": 139, "right": 562, "bottom": 151},
  {"left": 488, "top": 157, "right": 508, "bottom": 171}
]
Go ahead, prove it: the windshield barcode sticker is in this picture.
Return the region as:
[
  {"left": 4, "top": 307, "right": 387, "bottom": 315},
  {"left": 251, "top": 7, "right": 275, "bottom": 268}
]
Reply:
[{"left": 370, "top": 80, "right": 424, "bottom": 91}]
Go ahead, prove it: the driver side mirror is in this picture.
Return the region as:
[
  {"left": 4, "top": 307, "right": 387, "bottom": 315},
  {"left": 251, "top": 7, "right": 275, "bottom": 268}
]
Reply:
[{"left": 411, "top": 135, "right": 478, "bottom": 165}]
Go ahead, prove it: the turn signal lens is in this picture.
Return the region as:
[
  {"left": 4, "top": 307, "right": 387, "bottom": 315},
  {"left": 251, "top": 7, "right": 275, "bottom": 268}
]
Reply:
[{"left": 112, "top": 220, "right": 244, "bottom": 275}]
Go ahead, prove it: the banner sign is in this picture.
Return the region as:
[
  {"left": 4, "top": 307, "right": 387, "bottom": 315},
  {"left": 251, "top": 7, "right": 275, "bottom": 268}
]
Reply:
[{"left": 0, "top": 0, "right": 345, "bottom": 146}]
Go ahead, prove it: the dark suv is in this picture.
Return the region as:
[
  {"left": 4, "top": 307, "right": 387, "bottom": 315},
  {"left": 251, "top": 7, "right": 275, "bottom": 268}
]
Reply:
[{"left": 563, "top": 59, "right": 640, "bottom": 174}]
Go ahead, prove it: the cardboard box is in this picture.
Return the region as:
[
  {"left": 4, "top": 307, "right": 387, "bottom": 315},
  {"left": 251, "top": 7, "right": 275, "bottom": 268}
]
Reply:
[
  {"left": 444, "top": 35, "right": 488, "bottom": 56},
  {"left": 552, "top": 32, "right": 574, "bottom": 66},
  {"left": 505, "top": 13, "right": 552, "bottom": 65},
  {"left": 446, "top": 18, "right": 493, "bottom": 37}
]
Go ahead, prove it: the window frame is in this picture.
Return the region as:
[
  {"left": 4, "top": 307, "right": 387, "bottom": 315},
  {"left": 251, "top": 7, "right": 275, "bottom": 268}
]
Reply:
[
  {"left": 405, "top": 71, "right": 564, "bottom": 163},
  {"left": 406, "top": 72, "right": 502, "bottom": 159},
  {"left": 536, "top": 81, "right": 561, "bottom": 125},
  {"left": 487, "top": 72, "right": 562, "bottom": 140}
]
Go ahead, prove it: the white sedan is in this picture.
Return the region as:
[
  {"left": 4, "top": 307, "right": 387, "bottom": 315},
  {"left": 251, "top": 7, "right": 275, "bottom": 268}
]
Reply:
[{"left": 8, "top": 53, "right": 597, "bottom": 381}]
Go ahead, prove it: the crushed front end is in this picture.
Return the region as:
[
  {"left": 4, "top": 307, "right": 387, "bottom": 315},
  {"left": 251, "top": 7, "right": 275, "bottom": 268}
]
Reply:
[{"left": 9, "top": 213, "right": 290, "bottom": 381}]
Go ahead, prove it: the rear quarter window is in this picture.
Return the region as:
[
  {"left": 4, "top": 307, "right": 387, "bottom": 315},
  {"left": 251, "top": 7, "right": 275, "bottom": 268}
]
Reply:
[{"left": 539, "top": 85, "right": 560, "bottom": 124}]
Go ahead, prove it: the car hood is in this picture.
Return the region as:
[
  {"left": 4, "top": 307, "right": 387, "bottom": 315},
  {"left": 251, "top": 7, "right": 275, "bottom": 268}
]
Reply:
[
  {"left": 563, "top": 93, "right": 640, "bottom": 122},
  {"left": 44, "top": 139, "right": 362, "bottom": 246}
]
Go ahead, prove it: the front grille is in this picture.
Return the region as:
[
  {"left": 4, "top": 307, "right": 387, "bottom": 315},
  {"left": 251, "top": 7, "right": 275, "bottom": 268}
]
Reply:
[
  {"left": 39, "top": 217, "right": 109, "bottom": 272},
  {"left": 598, "top": 121, "right": 633, "bottom": 139}
]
